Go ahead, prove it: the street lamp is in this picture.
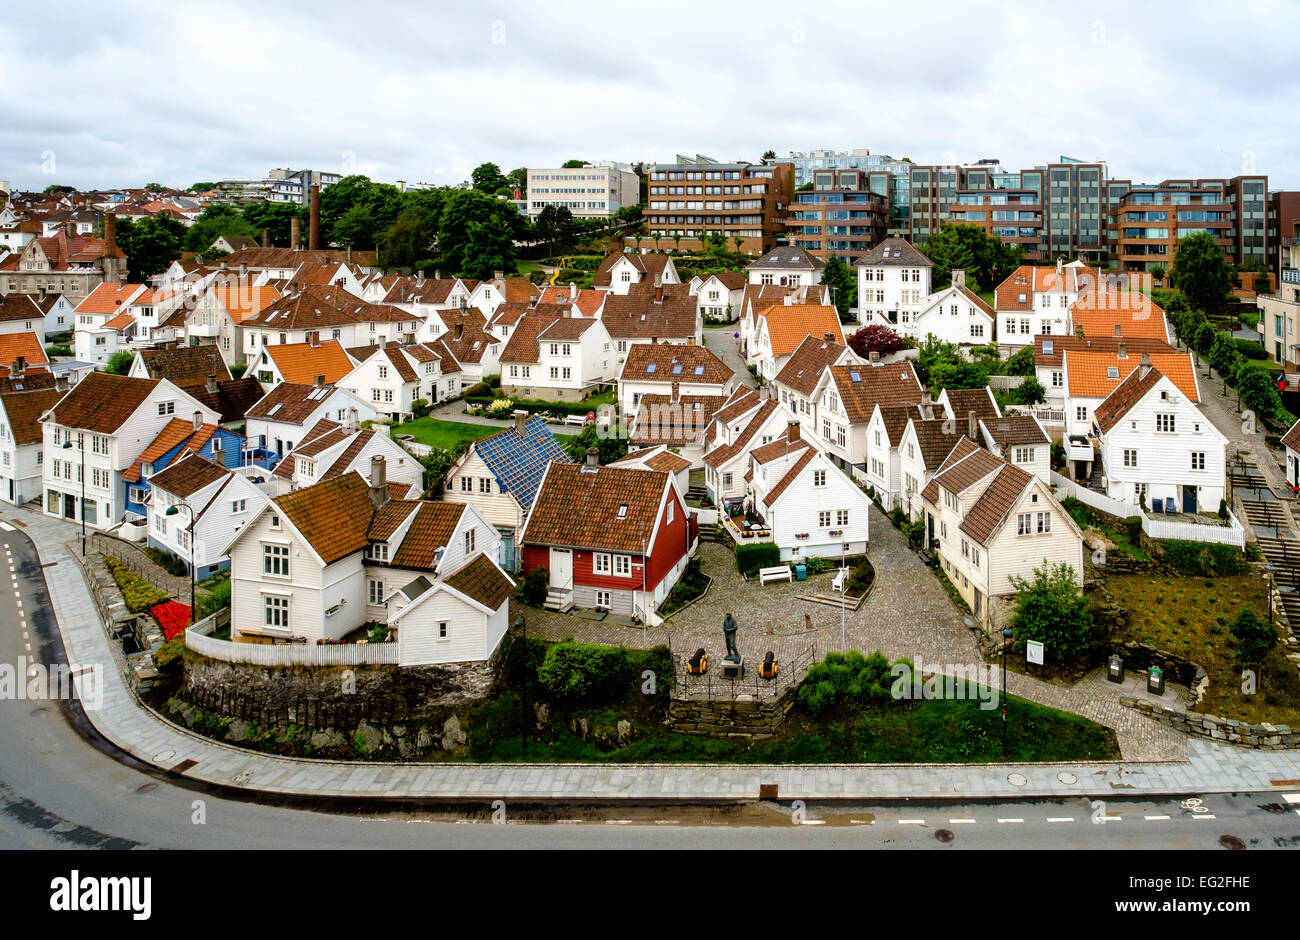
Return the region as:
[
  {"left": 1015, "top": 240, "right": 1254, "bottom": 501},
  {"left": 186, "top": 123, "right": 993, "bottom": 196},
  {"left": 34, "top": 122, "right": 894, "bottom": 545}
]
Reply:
[
  {"left": 514, "top": 615, "right": 527, "bottom": 753},
  {"left": 1002, "top": 626, "right": 1013, "bottom": 756},
  {"left": 62, "top": 434, "right": 86, "bottom": 556},
  {"left": 165, "top": 503, "right": 196, "bottom": 624}
]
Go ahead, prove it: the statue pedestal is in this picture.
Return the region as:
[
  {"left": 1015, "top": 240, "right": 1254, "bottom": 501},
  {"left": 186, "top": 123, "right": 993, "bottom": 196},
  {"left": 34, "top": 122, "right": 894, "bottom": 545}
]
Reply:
[{"left": 722, "top": 656, "right": 744, "bottom": 679}]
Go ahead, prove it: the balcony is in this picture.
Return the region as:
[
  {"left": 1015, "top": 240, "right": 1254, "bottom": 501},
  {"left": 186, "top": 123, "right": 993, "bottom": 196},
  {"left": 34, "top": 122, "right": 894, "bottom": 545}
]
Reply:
[
  {"left": 1065, "top": 434, "right": 1096, "bottom": 464},
  {"left": 186, "top": 322, "right": 221, "bottom": 338}
]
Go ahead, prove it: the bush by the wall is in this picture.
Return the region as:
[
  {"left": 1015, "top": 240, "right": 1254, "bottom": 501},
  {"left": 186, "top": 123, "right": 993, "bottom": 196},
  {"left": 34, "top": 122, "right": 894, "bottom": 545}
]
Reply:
[
  {"left": 1123, "top": 515, "right": 1143, "bottom": 543},
  {"left": 797, "top": 650, "right": 904, "bottom": 716},
  {"left": 736, "top": 543, "right": 781, "bottom": 576},
  {"left": 518, "top": 567, "right": 550, "bottom": 606},
  {"left": 1061, "top": 497, "right": 1092, "bottom": 530},
  {"left": 466, "top": 394, "right": 601, "bottom": 417},
  {"left": 104, "top": 556, "right": 171, "bottom": 612},
  {"left": 1159, "top": 540, "right": 1247, "bottom": 577},
  {"left": 537, "top": 641, "right": 635, "bottom": 704}
]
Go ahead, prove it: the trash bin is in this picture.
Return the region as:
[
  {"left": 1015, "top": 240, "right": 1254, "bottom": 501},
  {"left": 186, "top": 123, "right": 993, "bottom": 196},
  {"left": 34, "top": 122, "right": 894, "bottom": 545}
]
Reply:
[
  {"left": 794, "top": 564, "right": 807, "bottom": 581},
  {"left": 1107, "top": 654, "right": 1124, "bottom": 684},
  {"left": 1147, "top": 664, "right": 1165, "bottom": 696}
]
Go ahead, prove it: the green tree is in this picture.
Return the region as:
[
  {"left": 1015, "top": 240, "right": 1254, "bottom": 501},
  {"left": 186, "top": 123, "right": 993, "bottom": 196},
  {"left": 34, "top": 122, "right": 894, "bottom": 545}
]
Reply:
[
  {"left": 379, "top": 208, "right": 438, "bottom": 269},
  {"left": 919, "top": 222, "right": 1024, "bottom": 292},
  {"left": 318, "top": 175, "right": 403, "bottom": 246},
  {"left": 1208, "top": 331, "right": 1239, "bottom": 376},
  {"left": 332, "top": 204, "right": 379, "bottom": 249},
  {"left": 1171, "top": 231, "right": 1235, "bottom": 313},
  {"left": 115, "top": 216, "right": 184, "bottom": 280},
  {"left": 144, "top": 182, "right": 166, "bottom": 193},
  {"left": 560, "top": 159, "right": 587, "bottom": 169},
  {"left": 562, "top": 423, "right": 628, "bottom": 464},
  {"left": 821, "top": 254, "right": 857, "bottom": 317},
  {"left": 534, "top": 204, "right": 576, "bottom": 255},
  {"left": 471, "top": 162, "right": 509, "bottom": 193},
  {"left": 506, "top": 167, "right": 527, "bottom": 195},
  {"left": 241, "top": 201, "right": 306, "bottom": 248},
  {"left": 918, "top": 226, "right": 976, "bottom": 290},
  {"left": 104, "top": 351, "right": 134, "bottom": 375},
  {"left": 1150, "top": 263, "right": 1166, "bottom": 284},
  {"left": 1229, "top": 608, "right": 1276, "bottom": 664},
  {"left": 182, "top": 203, "right": 259, "bottom": 253},
  {"left": 458, "top": 218, "right": 516, "bottom": 281},
  {"left": 761, "top": 150, "right": 777, "bottom": 161},
  {"left": 797, "top": 181, "right": 814, "bottom": 192},
  {"left": 1008, "top": 562, "right": 1092, "bottom": 663},
  {"left": 1013, "top": 376, "right": 1047, "bottom": 405}
]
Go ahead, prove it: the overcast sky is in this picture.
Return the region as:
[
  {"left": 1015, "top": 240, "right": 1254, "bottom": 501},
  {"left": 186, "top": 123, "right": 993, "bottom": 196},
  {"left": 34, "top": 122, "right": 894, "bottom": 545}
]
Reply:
[{"left": 1, "top": 0, "right": 1296, "bottom": 193}]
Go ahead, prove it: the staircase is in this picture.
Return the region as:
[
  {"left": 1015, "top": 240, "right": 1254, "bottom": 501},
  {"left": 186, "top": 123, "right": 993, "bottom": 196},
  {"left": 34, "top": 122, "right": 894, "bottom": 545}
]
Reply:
[
  {"left": 1086, "top": 455, "right": 1105, "bottom": 493},
  {"left": 698, "top": 522, "right": 730, "bottom": 546},
  {"left": 686, "top": 483, "right": 708, "bottom": 503},
  {"left": 544, "top": 587, "right": 573, "bottom": 612}
]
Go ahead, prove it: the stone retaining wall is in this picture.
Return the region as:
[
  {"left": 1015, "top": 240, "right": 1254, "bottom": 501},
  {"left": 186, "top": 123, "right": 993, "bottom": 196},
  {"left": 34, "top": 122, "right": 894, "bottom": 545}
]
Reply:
[
  {"left": 1119, "top": 698, "right": 1299, "bottom": 749},
  {"left": 667, "top": 693, "right": 796, "bottom": 738}
]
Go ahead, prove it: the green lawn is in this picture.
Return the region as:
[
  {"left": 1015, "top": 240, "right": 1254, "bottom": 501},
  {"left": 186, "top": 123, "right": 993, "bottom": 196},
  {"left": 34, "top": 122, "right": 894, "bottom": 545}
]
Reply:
[
  {"left": 514, "top": 261, "right": 545, "bottom": 275},
  {"left": 393, "top": 417, "right": 503, "bottom": 449}
]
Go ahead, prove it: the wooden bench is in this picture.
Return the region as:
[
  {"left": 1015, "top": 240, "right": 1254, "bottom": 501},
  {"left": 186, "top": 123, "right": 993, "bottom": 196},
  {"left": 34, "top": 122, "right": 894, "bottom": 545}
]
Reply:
[
  {"left": 563, "top": 414, "right": 588, "bottom": 427},
  {"left": 758, "top": 565, "right": 792, "bottom": 585}
]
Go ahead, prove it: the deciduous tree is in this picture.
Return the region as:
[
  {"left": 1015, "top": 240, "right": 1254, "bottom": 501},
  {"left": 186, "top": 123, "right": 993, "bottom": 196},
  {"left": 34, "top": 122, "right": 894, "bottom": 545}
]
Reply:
[
  {"left": 1171, "top": 231, "right": 1235, "bottom": 313},
  {"left": 1008, "top": 562, "right": 1091, "bottom": 662}
]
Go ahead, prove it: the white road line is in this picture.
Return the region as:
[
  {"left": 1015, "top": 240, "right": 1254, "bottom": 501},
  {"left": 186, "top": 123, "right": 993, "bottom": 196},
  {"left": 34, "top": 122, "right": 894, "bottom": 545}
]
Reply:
[
  {"left": 1191, "top": 814, "right": 1217, "bottom": 820},
  {"left": 0, "top": 521, "right": 13, "bottom": 531},
  {"left": 849, "top": 819, "right": 874, "bottom": 825},
  {"left": 997, "top": 818, "right": 1024, "bottom": 824},
  {"left": 1144, "top": 815, "right": 1171, "bottom": 820},
  {"left": 1099, "top": 816, "right": 1122, "bottom": 822},
  {"left": 948, "top": 818, "right": 977, "bottom": 824},
  {"left": 605, "top": 820, "right": 632, "bottom": 825},
  {"left": 653, "top": 820, "right": 679, "bottom": 825},
  {"left": 899, "top": 819, "right": 926, "bottom": 825},
  {"left": 1047, "top": 817, "right": 1076, "bottom": 823},
  {"left": 1283, "top": 793, "right": 1300, "bottom": 804},
  {"left": 800, "top": 820, "right": 826, "bottom": 826}
]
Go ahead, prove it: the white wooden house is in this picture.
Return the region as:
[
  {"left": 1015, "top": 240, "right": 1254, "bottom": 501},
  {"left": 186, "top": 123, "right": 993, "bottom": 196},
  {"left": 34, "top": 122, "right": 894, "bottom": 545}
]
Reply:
[
  {"left": 909, "top": 270, "right": 995, "bottom": 345},
  {"left": 853, "top": 236, "right": 932, "bottom": 326}
]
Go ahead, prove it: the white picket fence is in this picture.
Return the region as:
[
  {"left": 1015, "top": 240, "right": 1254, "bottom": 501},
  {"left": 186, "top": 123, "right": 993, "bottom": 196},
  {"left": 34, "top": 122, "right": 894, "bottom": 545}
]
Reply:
[
  {"left": 1050, "top": 471, "right": 1244, "bottom": 548},
  {"left": 186, "top": 614, "right": 399, "bottom": 666},
  {"left": 693, "top": 507, "right": 719, "bottom": 525}
]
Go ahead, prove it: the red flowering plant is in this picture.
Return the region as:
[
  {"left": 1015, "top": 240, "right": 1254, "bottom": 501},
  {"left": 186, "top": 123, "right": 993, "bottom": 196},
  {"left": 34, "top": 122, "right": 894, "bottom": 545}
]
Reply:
[{"left": 151, "top": 601, "right": 192, "bottom": 641}]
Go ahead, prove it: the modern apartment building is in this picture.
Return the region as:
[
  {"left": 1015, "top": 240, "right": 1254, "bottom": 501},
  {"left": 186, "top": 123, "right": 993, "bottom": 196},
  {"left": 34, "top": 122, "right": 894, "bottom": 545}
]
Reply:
[
  {"left": 213, "top": 168, "right": 340, "bottom": 206},
  {"left": 525, "top": 163, "right": 639, "bottom": 219},
  {"left": 784, "top": 169, "right": 888, "bottom": 260},
  {"left": 645, "top": 155, "right": 794, "bottom": 253},
  {"left": 1113, "top": 176, "right": 1270, "bottom": 272},
  {"left": 783, "top": 149, "right": 903, "bottom": 188}
]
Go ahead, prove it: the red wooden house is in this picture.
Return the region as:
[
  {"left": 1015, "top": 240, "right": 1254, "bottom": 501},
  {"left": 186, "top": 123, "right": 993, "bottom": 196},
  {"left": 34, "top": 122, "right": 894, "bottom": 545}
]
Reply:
[{"left": 521, "top": 449, "right": 696, "bottom": 619}]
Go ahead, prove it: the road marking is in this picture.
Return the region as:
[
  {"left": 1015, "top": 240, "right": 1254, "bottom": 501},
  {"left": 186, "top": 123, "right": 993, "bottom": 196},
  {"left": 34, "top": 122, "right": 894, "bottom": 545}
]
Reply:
[
  {"left": 800, "top": 819, "right": 826, "bottom": 826},
  {"left": 1098, "top": 815, "right": 1122, "bottom": 822},
  {"left": 1047, "top": 817, "right": 1075, "bottom": 823},
  {"left": 997, "top": 818, "right": 1024, "bottom": 824},
  {"left": 1283, "top": 793, "right": 1300, "bottom": 804},
  {"left": 605, "top": 820, "right": 632, "bottom": 825},
  {"left": 1144, "top": 814, "right": 1171, "bottom": 820},
  {"left": 899, "top": 819, "right": 926, "bottom": 825},
  {"left": 849, "top": 819, "right": 874, "bottom": 825},
  {"left": 0, "top": 521, "right": 12, "bottom": 531},
  {"left": 1191, "top": 814, "right": 1217, "bottom": 820},
  {"left": 653, "top": 820, "right": 679, "bottom": 825},
  {"left": 948, "top": 818, "right": 977, "bottom": 824}
]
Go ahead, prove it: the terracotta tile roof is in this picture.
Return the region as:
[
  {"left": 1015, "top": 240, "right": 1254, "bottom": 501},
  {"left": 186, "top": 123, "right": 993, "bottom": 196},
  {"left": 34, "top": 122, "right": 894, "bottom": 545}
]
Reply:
[
  {"left": 524, "top": 463, "right": 670, "bottom": 554},
  {"left": 538, "top": 317, "right": 600, "bottom": 341},
  {"left": 0, "top": 332, "right": 49, "bottom": 369},
  {"left": 703, "top": 398, "right": 780, "bottom": 468},
  {"left": 0, "top": 370, "right": 57, "bottom": 393},
  {"left": 351, "top": 342, "right": 418, "bottom": 383},
  {"left": 592, "top": 251, "right": 673, "bottom": 288},
  {"left": 73, "top": 283, "right": 147, "bottom": 315},
  {"left": 957, "top": 285, "right": 996, "bottom": 318},
  {"left": 537, "top": 286, "right": 607, "bottom": 316},
  {"left": 135, "top": 345, "right": 230, "bottom": 384},
  {"left": 758, "top": 304, "right": 844, "bottom": 357},
  {"left": 709, "top": 387, "right": 761, "bottom": 429},
  {"left": 263, "top": 340, "right": 355, "bottom": 385},
  {"left": 102, "top": 311, "right": 134, "bottom": 330},
  {"left": 367, "top": 500, "right": 420, "bottom": 540},
  {"left": 0, "top": 293, "right": 44, "bottom": 323},
  {"left": 762, "top": 448, "right": 818, "bottom": 506},
  {"left": 980, "top": 415, "right": 1049, "bottom": 447},
  {"left": 217, "top": 247, "right": 378, "bottom": 270},
  {"left": 246, "top": 382, "right": 338, "bottom": 424},
  {"left": 746, "top": 246, "right": 825, "bottom": 272},
  {"left": 425, "top": 338, "right": 462, "bottom": 374},
  {"left": 958, "top": 463, "right": 1034, "bottom": 546},
  {"left": 318, "top": 429, "right": 381, "bottom": 482},
  {"left": 1033, "top": 334, "right": 1174, "bottom": 368},
  {"left": 877, "top": 402, "right": 925, "bottom": 445},
  {"left": 499, "top": 312, "right": 562, "bottom": 363},
  {"left": 45, "top": 371, "right": 157, "bottom": 434},
  {"left": 123, "top": 418, "right": 220, "bottom": 483},
  {"left": 391, "top": 501, "right": 468, "bottom": 569},
  {"left": 620, "top": 342, "right": 734, "bottom": 386},
  {"left": 177, "top": 377, "right": 265, "bottom": 425},
  {"left": 854, "top": 236, "right": 932, "bottom": 268},
  {"left": 907, "top": 418, "right": 971, "bottom": 472},
  {"left": 381, "top": 277, "right": 460, "bottom": 305},
  {"left": 443, "top": 552, "right": 514, "bottom": 610},
  {"left": 145, "top": 453, "right": 229, "bottom": 499},
  {"left": 928, "top": 442, "right": 1005, "bottom": 499},
  {"left": 828, "top": 361, "right": 923, "bottom": 423},
  {"left": 274, "top": 473, "right": 377, "bottom": 564},
  {"left": 1064, "top": 349, "right": 1198, "bottom": 402},
  {"left": 942, "top": 387, "right": 1000, "bottom": 423},
  {"left": 773, "top": 334, "right": 846, "bottom": 396},
  {"left": 487, "top": 301, "right": 532, "bottom": 331},
  {"left": 1093, "top": 367, "right": 1169, "bottom": 433},
  {"left": 644, "top": 450, "right": 691, "bottom": 474},
  {"left": 1070, "top": 293, "right": 1170, "bottom": 342},
  {"left": 994, "top": 264, "right": 1099, "bottom": 311},
  {"left": 600, "top": 284, "right": 697, "bottom": 340},
  {"left": 203, "top": 283, "right": 281, "bottom": 323},
  {"left": 631, "top": 393, "right": 725, "bottom": 446},
  {"left": 0, "top": 388, "right": 62, "bottom": 446},
  {"left": 749, "top": 434, "right": 812, "bottom": 464}
]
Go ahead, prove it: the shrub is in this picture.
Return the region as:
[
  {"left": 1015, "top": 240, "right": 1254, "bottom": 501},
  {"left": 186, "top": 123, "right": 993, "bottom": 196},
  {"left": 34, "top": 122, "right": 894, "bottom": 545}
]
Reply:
[
  {"left": 142, "top": 546, "right": 189, "bottom": 577},
  {"left": 846, "top": 562, "right": 875, "bottom": 597},
  {"left": 889, "top": 507, "right": 905, "bottom": 529},
  {"left": 797, "top": 650, "right": 900, "bottom": 715},
  {"left": 229, "top": 363, "right": 247, "bottom": 379},
  {"left": 1008, "top": 562, "right": 1091, "bottom": 663},
  {"left": 484, "top": 374, "right": 502, "bottom": 388},
  {"left": 1229, "top": 608, "right": 1276, "bottom": 664},
  {"left": 518, "top": 567, "right": 549, "bottom": 606},
  {"left": 104, "top": 557, "right": 170, "bottom": 612},
  {"left": 537, "top": 641, "right": 635, "bottom": 704},
  {"left": 901, "top": 519, "right": 925, "bottom": 550},
  {"left": 465, "top": 382, "right": 491, "bottom": 398},
  {"left": 1123, "top": 515, "right": 1142, "bottom": 543},
  {"left": 736, "top": 543, "right": 781, "bottom": 577},
  {"left": 1061, "top": 497, "right": 1092, "bottom": 530},
  {"left": 152, "top": 636, "right": 185, "bottom": 671},
  {"left": 1218, "top": 499, "right": 1229, "bottom": 520},
  {"left": 44, "top": 344, "right": 72, "bottom": 357},
  {"left": 1159, "top": 540, "right": 1247, "bottom": 577},
  {"left": 1232, "top": 338, "right": 1268, "bottom": 360},
  {"left": 411, "top": 398, "right": 431, "bottom": 419},
  {"left": 197, "top": 576, "right": 231, "bottom": 618}
]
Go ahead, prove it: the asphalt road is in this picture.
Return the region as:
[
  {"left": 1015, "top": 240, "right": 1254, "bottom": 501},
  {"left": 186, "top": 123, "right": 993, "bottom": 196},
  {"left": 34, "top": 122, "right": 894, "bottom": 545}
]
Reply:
[{"left": 1, "top": 526, "right": 1298, "bottom": 850}]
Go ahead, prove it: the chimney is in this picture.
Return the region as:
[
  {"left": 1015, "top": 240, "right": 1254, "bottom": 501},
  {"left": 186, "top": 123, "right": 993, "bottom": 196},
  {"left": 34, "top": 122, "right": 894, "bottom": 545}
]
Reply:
[
  {"left": 494, "top": 270, "right": 504, "bottom": 280},
  {"left": 967, "top": 410, "right": 977, "bottom": 440},
  {"left": 396, "top": 180, "right": 406, "bottom": 193},
  {"left": 368, "top": 455, "right": 389, "bottom": 509},
  {"left": 653, "top": 273, "right": 662, "bottom": 288},
  {"left": 7, "top": 360, "right": 17, "bottom": 379},
  {"left": 314, "top": 373, "right": 325, "bottom": 387},
  {"left": 239, "top": 263, "right": 248, "bottom": 278},
  {"left": 650, "top": 336, "right": 658, "bottom": 345},
  {"left": 261, "top": 228, "right": 270, "bottom": 248},
  {"left": 1117, "top": 342, "right": 1128, "bottom": 360},
  {"left": 455, "top": 322, "right": 463, "bottom": 340},
  {"left": 345, "top": 407, "right": 359, "bottom": 434},
  {"left": 193, "top": 410, "right": 203, "bottom": 432},
  {"left": 514, "top": 411, "right": 527, "bottom": 435},
  {"left": 103, "top": 212, "right": 117, "bottom": 255},
  {"left": 1139, "top": 352, "right": 1152, "bottom": 379},
  {"left": 952, "top": 269, "right": 966, "bottom": 289},
  {"left": 671, "top": 380, "right": 680, "bottom": 401},
  {"left": 205, "top": 371, "right": 218, "bottom": 394},
  {"left": 15, "top": 355, "right": 25, "bottom": 374},
  {"left": 569, "top": 281, "right": 577, "bottom": 301},
  {"left": 1112, "top": 323, "right": 1122, "bottom": 338},
  {"left": 787, "top": 420, "right": 800, "bottom": 443},
  {"left": 290, "top": 216, "right": 301, "bottom": 250},
  {"left": 1055, "top": 257, "right": 1063, "bottom": 276},
  {"left": 434, "top": 269, "right": 441, "bottom": 281},
  {"left": 585, "top": 447, "right": 600, "bottom": 467},
  {"left": 347, "top": 245, "right": 352, "bottom": 264},
  {"left": 823, "top": 331, "right": 834, "bottom": 343},
  {"left": 308, "top": 184, "right": 321, "bottom": 251},
  {"left": 38, "top": 286, "right": 46, "bottom": 301},
  {"left": 869, "top": 350, "right": 881, "bottom": 365}
]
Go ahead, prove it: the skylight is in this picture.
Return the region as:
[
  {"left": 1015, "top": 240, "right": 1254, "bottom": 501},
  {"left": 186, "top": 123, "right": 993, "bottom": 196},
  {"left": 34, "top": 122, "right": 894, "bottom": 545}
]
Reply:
[
  {"left": 672, "top": 365, "right": 682, "bottom": 375},
  {"left": 849, "top": 371, "right": 861, "bottom": 383},
  {"left": 646, "top": 363, "right": 656, "bottom": 373},
  {"left": 694, "top": 366, "right": 705, "bottom": 376},
  {"left": 617, "top": 504, "right": 628, "bottom": 519},
  {"left": 1107, "top": 367, "right": 1119, "bottom": 379}
]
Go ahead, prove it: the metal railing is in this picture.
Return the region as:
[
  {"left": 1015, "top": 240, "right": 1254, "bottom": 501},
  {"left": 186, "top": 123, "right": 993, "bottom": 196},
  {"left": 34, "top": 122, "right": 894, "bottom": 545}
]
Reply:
[{"left": 673, "top": 642, "right": 817, "bottom": 701}]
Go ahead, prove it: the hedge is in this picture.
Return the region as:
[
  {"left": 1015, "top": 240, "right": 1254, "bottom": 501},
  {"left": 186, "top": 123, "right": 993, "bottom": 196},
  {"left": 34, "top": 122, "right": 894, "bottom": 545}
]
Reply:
[
  {"left": 466, "top": 394, "right": 604, "bottom": 417},
  {"left": 1159, "top": 540, "right": 1247, "bottom": 577},
  {"left": 536, "top": 641, "right": 635, "bottom": 704},
  {"left": 104, "top": 556, "right": 171, "bottom": 612},
  {"left": 1232, "top": 338, "right": 1268, "bottom": 360},
  {"left": 736, "top": 543, "right": 781, "bottom": 577}
]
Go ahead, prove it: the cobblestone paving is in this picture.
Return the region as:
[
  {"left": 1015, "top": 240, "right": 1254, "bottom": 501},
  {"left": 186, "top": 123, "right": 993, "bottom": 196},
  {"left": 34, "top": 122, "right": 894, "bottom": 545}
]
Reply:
[
  {"left": 513, "top": 503, "right": 1189, "bottom": 761},
  {"left": 703, "top": 327, "right": 756, "bottom": 388}
]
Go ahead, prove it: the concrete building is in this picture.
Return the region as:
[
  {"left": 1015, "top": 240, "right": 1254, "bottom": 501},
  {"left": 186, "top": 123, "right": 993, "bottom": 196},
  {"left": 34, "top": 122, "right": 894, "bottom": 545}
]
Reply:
[
  {"left": 526, "top": 163, "right": 638, "bottom": 219},
  {"left": 646, "top": 155, "right": 794, "bottom": 253}
]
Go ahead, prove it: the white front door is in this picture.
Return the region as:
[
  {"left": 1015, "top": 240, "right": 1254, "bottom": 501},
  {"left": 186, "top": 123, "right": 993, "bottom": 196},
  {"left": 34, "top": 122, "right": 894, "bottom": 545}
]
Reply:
[{"left": 549, "top": 548, "right": 572, "bottom": 589}]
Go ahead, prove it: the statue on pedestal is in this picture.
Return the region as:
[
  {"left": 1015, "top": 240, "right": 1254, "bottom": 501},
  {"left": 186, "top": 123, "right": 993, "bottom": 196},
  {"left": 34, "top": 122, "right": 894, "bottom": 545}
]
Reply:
[{"left": 722, "top": 612, "right": 739, "bottom": 660}]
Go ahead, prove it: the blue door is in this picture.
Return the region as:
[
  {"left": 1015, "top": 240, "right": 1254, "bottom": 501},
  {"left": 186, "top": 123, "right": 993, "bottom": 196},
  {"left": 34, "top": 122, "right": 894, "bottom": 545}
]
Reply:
[
  {"left": 1182, "top": 487, "right": 1197, "bottom": 514},
  {"left": 497, "top": 527, "right": 516, "bottom": 571}
]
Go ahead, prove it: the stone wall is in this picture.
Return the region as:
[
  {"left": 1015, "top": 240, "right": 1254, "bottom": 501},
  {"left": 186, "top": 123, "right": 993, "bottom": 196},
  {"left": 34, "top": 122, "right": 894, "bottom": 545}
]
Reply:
[
  {"left": 1120, "top": 698, "right": 1299, "bottom": 749},
  {"left": 668, "top": 693, "right": 796, "bottom": 738}
]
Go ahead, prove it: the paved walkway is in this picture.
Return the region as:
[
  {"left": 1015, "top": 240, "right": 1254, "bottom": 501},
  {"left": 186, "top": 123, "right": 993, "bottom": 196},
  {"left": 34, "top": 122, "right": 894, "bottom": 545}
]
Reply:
[
  {"left": 6, "top": 505, "right": 1300, "bottom": 801},
  {"left": 704, "top": 327, "right": 756, "bottom": 388}
]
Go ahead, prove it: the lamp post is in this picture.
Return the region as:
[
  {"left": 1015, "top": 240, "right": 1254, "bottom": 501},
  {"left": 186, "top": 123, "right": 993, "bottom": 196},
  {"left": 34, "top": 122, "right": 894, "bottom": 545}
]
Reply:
[
  {"left": 514, "top": 616, "right": 527, "bottom": 753},
  {"left": 165, "top": 502, "right": 196, "bottom": 624},
  {"left": 62, "top": 434, "right": 86, "bottom": 556},
  {"left": 1001, "top": 626, "right": 1013, "bottom": 756},
  {"left": 1264, "top": 563, "right": 1278, "bottom": 634}
]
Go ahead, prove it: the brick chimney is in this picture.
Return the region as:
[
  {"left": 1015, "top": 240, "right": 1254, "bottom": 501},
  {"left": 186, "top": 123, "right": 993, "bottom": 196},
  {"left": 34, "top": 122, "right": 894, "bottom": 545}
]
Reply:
[
  {"left": 967, "top": 410, "right": 977, "bottom": 440},
  {"left": 205, "top": 371, "right": 218, "bottom": 394},
  {"left": 787, "top": 420, "right": 800, "bottom": 443},
  {"left": 345, "top": 407, "right": 359, "bottom": 434},
  {"left": 261, "top": 228, "right": 270, "bottom": 248},
  {"left": 1056, "top": 257, "right": 1064, "bottom": 277},
  {"left": 585, "top": 447, "right": 600, "bottom": 467},
  {"left": 308, "top": 184, "right": 321, "bottom": 251},
  {"left": 869, "top": 350, "right": 881, "bottom": 365},
  {"left": 290, "top": 216, "right": 301, "bottom": 250},
  {"left": 368, "top": 455, "right": 389, "bottom": 509},
  {"left": 823, "top": 331, "right": 835, "bottom": 343},
  {"left": 671, "top": 380, "right": 680, "bottom": 401},
  {"left": 103, "top": 212, "right": 118, "bottom": 255},
  {"left": 8, "top": 360, "right": 18, "bottom": 379},
  {"left": 193, "top": 410, "right": 203, "bottom": 432},
  {"left": 952, "top": 269, "right": 966, "bottom": 289},
  {"left": 314, "top": 373, "right": 325, "bottom": 387}
]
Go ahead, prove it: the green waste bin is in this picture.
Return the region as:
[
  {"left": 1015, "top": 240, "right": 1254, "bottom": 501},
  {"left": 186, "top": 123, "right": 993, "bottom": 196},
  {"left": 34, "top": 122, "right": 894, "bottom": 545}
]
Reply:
[{"left": 794, "top": 564, "right": 807, "bottom": 581}]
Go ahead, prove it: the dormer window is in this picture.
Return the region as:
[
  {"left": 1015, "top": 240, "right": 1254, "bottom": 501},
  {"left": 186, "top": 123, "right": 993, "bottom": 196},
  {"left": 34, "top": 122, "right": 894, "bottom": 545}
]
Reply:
[{"left": 368, "top": 543, "right": 389, "bottom": 562}]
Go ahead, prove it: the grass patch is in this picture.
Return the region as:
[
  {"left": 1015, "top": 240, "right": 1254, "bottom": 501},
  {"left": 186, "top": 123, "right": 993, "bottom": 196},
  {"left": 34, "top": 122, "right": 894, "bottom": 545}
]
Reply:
[
  {"left": 659, "top": 558, "right": 709, "bottom": 617},
  {"left": 391, "top": 417, "right": 504, "bottom": 449},
  {"left": 1104, "top": 572, "right": 1300, "bottom": 725}
]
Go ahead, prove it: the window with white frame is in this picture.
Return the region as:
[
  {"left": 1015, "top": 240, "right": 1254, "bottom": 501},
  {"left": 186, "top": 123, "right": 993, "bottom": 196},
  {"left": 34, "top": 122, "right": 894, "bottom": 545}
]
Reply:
[
  {"left": 231, "top": 499, "right": 246, "bottom": 513},
  {"left": 1017, "top": 512, "right": 1032, "bottom": 535},
  {"left": 1155, "top": 413, "right": 1175, "bottom": 433},
  {"left": 263, "top": 543, "right": 289, "bottom": 576},
  {"left": 818, "top": 510, "right": 831, "bottom": 527},
  {"left": 596, "top": 590, "right": 611, "bottom": 608},
  {"left": 1012, "top": 447, "right": 1033, "bottom": 464},
  {"left": 438, "top": 621, "right": 448, "bottom": 638},
  {"left": 1191, "top": 451, "right": 1205, "bottom": 470},
  {"left": 594, "top": 553, "right": 611, "bottom": 574},
  {"left": 464, "top": 528, "right": 475, "bottom": 554},
  {"left": 479, "top": 477, "right": 491, "bottom": 493},
  {"left": 264, "top": 595, "right": 289, "bottom": 629},
  {"left": 460, "top": 476, "right": 472, "bottom": 492},
  {"left": 1123, "top": 449, "right": 1138, "bottom": 468},
  {"left": 1076, "top": 406, "right": 1087, "bottom": 422},
  {"left": 368, "top": 579, "right": 384, "bottom": 605},
  {"left": 813, "top": 470, "right": 826, "bottom": 486},
  {"left": 836, "top": 509, "right": 848, "bottom": 526},
  {"left": 614, "top": 555, "right": 631, "bottom": 576}
]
